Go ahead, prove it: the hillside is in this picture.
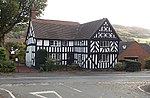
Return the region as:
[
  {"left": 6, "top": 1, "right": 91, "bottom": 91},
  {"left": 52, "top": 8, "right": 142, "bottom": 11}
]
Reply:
[{"left": 113, "top": 25, "right": 150, "bottom": 43}]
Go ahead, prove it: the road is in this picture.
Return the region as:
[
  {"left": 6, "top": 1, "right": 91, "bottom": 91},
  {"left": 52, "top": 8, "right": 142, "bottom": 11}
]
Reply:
[{"left": 0, "top": 71, "right": 150, "bottom": 98}]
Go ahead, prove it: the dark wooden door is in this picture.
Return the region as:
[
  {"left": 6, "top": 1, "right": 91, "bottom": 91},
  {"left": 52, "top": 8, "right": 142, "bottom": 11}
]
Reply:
[{"left": 67, "top": 53, "right": 74, "bottom": 65}]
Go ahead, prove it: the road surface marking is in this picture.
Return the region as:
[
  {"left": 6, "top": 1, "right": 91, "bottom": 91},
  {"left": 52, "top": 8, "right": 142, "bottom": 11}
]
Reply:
[
  {"left": 58, "top": 83, "right": 82, "bottom": 93},
  {"left": 138, "top": 85, "right": 150, "bottom": 95},
  {"left": 0, "top": 88, "right": 16, "bottom": 98},
  {"left": 30, "top": 91, "right": 63, "bottom": 98},
  {"left": 124, "top": 76, "right": 150, "bottom": 78}
]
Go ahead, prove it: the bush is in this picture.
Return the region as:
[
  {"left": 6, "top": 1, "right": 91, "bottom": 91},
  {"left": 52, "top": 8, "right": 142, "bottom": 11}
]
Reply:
[
  {"left": 0, "top": 60, "right": 16, "bottom": 72},
  {"left": 67, "top": 63, "right": 79, "bottom": 70},
  {"left": 125, "top": 60, "right": 141, "bottom": 72},
  {"left": 5, "top": 42, "right": 19, "bottom": 60},
  {"left": 40, "top": 57, "right": 66, "bottom": 71},
  {"left": 5, "top": 42, "right": 19, "bottom": 50},
  {"left": 15, "top": 44, "right": 26, "bottom": 63},
  {"left": 114, "top": 62, "right": 126, "bottom": 71},
  {"left": 145, "top": 58, "right": 150, "bottom": 69},
  {"left": 118, "top": 60, "right": 141, "bottom": 72},
  {"left": 15, "top": 44, "right": 25, "bottom": 61},
  {"left": 35, "top": 49, "right": 47, "bottom": 69},
  {"left": 0, "top": 47, "right": 7, "bottom": 60}
]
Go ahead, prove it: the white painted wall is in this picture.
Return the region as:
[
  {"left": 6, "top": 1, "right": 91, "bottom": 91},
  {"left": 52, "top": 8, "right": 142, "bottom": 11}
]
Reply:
[
  {"left": 26, "top": 46, "right": 35, "bottom": 67},
  {"left": 25, "top": 21, "right": 36, "bottom": 67}
]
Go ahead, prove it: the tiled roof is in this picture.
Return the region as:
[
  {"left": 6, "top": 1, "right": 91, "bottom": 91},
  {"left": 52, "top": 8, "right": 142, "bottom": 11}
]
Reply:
[
  {"left": 32, "top": 19, "right": 79, "bottom": 39},
  {"left": 140, "top": 43, "right": 150, "bottom": 54},
  {"left": 119, "top": 41, "right": 150, "bottom": 54},
  {"left": 75, "top": 19, "right": 105, "bottom": 39},
  {"left": 119, "top": 41, "right": 134, "bottom": 53},
  {"left": 31, "top": 18, "right": 107, "bottom": 40}
]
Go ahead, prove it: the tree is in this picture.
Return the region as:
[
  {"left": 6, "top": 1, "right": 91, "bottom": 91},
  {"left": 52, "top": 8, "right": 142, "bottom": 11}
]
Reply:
[{"left": 0, "top": 0, "right": 47, "bottom": 46}]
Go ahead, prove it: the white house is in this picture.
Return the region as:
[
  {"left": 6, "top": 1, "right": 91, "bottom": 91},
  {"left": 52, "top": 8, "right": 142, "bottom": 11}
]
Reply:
[{"left": 25, "top": 15, "right": 121, "bottom": 69}]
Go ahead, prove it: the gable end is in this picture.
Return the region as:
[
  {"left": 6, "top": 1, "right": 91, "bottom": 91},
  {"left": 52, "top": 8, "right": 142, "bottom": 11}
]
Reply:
[{"left": 91, "top": 19, "right": 121, "bottom": 41}]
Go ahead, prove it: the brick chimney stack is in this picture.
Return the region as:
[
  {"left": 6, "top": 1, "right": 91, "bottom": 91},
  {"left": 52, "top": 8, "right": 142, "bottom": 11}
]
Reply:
[{"left": 31, "top": 3, "right": 36, "bottom": 19}]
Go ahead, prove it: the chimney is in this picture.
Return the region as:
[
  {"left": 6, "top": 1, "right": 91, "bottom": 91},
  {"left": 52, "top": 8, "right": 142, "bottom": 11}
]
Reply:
[{"left": 31, "top": 3, "right": 36, "bottom": 19}]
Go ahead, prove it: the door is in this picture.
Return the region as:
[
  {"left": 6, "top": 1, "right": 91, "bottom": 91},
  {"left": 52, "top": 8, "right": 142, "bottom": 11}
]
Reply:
[{"left": 67, "top": 53, "right": 74, "bottom": 65}]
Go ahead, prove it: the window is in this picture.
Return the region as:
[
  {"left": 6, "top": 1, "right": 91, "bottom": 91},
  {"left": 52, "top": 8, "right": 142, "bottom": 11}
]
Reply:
[
  {"left": 99, "top": 54, "right": 108, "bottom": 62},
  {"left": 54, "top": 41, "right": 57, "bottom": 45},
  {"left": 56, "top": 54, "right": 61, "bottom": 60},
  {"left": 50, "top": 40, "right": 60, "bottom": 46},
  {"left": 44, "top": 40, "right": 49, "bottom": 46},
  {"left": 50, "top": 41, "right": 54, "bottom": 46},
  {"left": 100, "top": 41, "right": 109, "bottom": 47},
  {"left": 78, "top": 54, "right": 82, "bottom": 63},
  {"left": 37, "top": 40, "right": 42, "bottom": 46},
  {"left": 62, "top": 41, "right": 67, "bottom": 46}
]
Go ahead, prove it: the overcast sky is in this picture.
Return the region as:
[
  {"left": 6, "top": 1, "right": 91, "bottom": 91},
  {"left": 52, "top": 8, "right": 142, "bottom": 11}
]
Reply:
[{"left": 41, "top": 0, "right": 150, "bottom": 29}]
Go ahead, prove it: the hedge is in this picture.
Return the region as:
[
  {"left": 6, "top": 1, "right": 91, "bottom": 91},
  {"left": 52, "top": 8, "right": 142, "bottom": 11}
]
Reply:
[
  {"left": 0, "top": 60, "right": 16, "bottom": 73},
  {"left": 145, "top": 58, "right": 150, "bottom": 69},
  {"left": 116, "top": 60, "right": 141, "bottom": 72},
  {"left": 0, "top": 47, "right": 7, "bottom": 60}
]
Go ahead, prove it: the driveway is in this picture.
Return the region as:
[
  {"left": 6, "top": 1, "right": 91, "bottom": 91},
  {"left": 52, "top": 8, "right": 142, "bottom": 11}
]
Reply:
[{"left": 0, "top": 71, "right": 150, "bottom": 98}]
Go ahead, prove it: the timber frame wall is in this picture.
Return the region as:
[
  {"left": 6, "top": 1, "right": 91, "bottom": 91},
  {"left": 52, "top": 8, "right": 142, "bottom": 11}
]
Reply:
[{"left": 25, "top": 19, "right": 120, "bottom": 69}]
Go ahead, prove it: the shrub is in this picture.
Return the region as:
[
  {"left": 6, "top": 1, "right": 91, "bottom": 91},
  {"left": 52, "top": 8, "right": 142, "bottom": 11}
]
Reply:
[
  {"left": 15, "top": 43, "right": 26, "bottom": 63},
  {"left": 125, "top": 60, "right": 141, "bottom": 72},
  {"left": 5, "top": 42, "right": 19, "bottom": 51},
  {"left": 145, "top": 58, "right": 150, "bottom": 69},
  {"left": 0, "top": 47, "right": 7, "bottom": 60},
  {"left": 0, "top": 60, "right": 16, "bottom": 72},
  {"left": 35, "top": 49, "right": 47, "bottom": 69},
  {"left": 114, "top": 62, "right": 126, "bottom": 71},
  {"left": 39, "top": 57, "right": 80, "bottom": 72},
  {"left": 5, "top": 42, "right": 19, "bottom": 60},
  {"left": 44, "top": 57, "right": 57, "bottom": 71}
]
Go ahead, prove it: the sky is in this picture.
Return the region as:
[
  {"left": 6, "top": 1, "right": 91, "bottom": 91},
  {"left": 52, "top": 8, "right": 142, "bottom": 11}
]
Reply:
[{"left": 41, "top": 0, "right": 150, "bottom": 29}]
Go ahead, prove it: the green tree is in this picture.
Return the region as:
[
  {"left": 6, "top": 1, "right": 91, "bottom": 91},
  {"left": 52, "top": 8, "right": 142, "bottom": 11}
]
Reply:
[
  {"left": 0, "top": 0, "right": 47, "bottom": 46},
  {"left": 15, "top": 43, "right": 26, "bottom": 63}
]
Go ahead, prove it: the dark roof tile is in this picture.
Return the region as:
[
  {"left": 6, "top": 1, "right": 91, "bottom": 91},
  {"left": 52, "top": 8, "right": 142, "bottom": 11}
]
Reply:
[
  {"left": 140, "top": 43, "right": 150, "bottom": 54},
  {"left": 119, "top": 41, "right": 134, "bottom": 53},
  {"left": 31, "top": 18, "right": 111, "bottom": 40},
  {"left": 75, "top": 19, "right": 106, "bottom": 39},
  {"left": 119, "top": 41, "right": 150, "bottom": 54},
  {"left": 32, "top": 19, "right": 79, "bottom": 39}
]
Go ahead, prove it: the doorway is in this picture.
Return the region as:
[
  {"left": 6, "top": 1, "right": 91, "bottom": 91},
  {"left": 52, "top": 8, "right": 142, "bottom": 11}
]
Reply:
[{"left": 67, "top": 53, "right": 74, "bottom": 65}]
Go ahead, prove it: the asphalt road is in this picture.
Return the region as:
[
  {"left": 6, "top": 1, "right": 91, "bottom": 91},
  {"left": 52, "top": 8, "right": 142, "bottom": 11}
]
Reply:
[{"left": 0, "top": 71, "right": 150, "bottom": 98}]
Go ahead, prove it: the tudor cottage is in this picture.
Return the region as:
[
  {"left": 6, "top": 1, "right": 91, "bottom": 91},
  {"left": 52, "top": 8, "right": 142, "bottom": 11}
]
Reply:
[{"left": 25, "top": 16, "right": 121, "bottom": 69}]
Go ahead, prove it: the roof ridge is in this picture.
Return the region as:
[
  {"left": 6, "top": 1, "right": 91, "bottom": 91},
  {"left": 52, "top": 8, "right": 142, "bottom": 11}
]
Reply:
[
  {"left": 80, "top": 18, "right": 107, "bottom": 25},
  {"left": 32, "top": 19, "right": 80, "bottom": 25}
]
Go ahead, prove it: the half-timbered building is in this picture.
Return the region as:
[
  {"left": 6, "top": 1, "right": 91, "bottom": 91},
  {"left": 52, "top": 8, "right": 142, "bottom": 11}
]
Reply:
[{"left": 25, "top": 18, "right": 121, "bottom": 69}]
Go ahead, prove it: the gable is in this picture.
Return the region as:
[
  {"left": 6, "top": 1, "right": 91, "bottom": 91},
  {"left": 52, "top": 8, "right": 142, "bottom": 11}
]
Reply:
[
  {"left": 25, "top": 21, "right": 36, "bottom": 45},
  {"left": 119, "top": 42, "right": 150, "bottom": 57},
  {"left": 119, "top": 41, "right": 134, "bottom": 53},
  {"left": 75, "top": 19, "right": 105, "bottom": 39},
  {"left": 91, "top": 19, "right": 121, "bottom": 41}
]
